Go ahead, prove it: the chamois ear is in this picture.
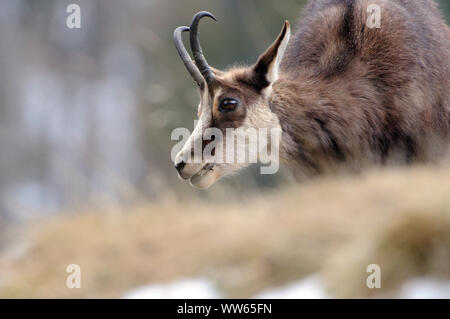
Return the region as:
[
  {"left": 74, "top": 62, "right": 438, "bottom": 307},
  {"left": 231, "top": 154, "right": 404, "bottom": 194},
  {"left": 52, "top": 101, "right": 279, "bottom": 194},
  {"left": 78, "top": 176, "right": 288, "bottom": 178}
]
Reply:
[{"left": 252, "top": 21, "right": 291, "bottom": 91}]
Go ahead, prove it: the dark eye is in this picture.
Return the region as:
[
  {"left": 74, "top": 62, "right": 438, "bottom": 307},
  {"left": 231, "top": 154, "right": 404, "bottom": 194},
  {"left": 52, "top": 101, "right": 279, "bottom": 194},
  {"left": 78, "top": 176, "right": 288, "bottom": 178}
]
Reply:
[{"left": 219, "top": 98, "right": 239, "bottom": 113}]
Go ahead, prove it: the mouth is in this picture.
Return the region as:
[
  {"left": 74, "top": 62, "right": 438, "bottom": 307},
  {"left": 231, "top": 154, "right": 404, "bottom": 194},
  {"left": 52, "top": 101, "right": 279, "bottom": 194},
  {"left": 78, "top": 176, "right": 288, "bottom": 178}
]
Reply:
[
  {"left": 193, "top": 163, "right": 215, "bottom": 177},
  {"left": 189, "top": 163, "right": 217, "bottom": 189}
]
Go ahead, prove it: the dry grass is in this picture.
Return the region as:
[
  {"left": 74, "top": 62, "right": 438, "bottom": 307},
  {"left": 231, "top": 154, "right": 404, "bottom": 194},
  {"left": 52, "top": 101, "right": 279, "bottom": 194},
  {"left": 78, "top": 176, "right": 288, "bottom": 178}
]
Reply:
[{"left": 0, "top": 164, "right": 449, "bottom": 298}]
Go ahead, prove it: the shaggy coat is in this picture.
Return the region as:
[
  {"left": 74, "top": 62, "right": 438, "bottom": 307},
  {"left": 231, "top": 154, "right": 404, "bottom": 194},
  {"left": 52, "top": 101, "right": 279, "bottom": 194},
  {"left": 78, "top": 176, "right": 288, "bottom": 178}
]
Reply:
[{"left": 271, "top": 0, "right": 450, "bottom": 175}]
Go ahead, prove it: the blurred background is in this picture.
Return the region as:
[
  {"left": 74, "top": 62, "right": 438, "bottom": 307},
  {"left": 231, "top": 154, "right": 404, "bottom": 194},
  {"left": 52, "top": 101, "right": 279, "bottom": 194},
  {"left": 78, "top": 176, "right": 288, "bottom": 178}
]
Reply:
[{"left": 0, "top": 0, "right": 449, "bottom": 298}]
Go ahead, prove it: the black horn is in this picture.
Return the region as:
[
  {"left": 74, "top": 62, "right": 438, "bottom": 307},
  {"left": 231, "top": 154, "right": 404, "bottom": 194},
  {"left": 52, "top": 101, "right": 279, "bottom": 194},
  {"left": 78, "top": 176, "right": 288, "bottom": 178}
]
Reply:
[
  {"left": 190, "top": 11, "right": 217, "bottom": 83},
  {"left": 173, "top": 26, "right": 204, "bottom": 86}
]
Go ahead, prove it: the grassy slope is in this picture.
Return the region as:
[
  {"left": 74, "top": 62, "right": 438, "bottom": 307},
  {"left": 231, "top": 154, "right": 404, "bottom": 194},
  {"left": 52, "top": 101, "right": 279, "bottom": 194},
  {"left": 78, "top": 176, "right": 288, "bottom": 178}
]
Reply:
[{"left": 0, "top": 164, "right": 449, "bottom": 298}]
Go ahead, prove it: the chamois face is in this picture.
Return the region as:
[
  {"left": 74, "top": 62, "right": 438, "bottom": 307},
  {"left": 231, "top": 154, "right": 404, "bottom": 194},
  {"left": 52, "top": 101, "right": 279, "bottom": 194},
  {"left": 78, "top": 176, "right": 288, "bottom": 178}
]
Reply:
[
  {"left": 173, "top": 17, "right": 291, "bottom": 189},
  {"left": 174, "top": 70, "right": 275, "bottom": 189}
]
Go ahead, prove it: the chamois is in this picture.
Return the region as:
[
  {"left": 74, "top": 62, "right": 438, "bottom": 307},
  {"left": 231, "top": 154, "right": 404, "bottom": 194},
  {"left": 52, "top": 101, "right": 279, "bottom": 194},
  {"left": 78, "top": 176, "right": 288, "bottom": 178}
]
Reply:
[{"left": 173, "top": 0, "right": 450, "bottom": 189}]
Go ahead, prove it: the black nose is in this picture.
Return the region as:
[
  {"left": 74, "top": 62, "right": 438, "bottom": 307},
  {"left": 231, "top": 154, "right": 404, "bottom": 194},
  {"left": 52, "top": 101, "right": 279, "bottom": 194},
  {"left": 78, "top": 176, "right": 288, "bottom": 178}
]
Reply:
[{"left": 175, "top": 161, "right": 186, "bottom": 173}]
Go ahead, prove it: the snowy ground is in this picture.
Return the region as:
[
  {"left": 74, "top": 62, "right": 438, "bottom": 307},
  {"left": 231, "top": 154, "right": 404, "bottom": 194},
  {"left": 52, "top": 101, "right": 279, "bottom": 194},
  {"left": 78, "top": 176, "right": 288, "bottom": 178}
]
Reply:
[
  {"left": 122, "top": 278, "right": 221, "bottom": 299},
  {"left": 399, "top": 278, "right": 450, "bottom": 299},
  {"left": 254, "top": 275, "right": 328, "bottom": 299},
  {"left": 122, "top": 275, "right": 450, "bottom": 299}
]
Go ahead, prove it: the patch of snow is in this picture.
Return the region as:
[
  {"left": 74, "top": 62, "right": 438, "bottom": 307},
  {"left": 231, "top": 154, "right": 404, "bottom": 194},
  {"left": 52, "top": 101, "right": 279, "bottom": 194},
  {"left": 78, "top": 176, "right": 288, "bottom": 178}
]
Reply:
[
  {"left": 399, "top": 277, "right": 450, "bottom": 299},
  {"left": 121, "top": 275, "right": 450, "bottom": 300},
  {"left": 122, "top": 278, "right": 221, "bottom": 299},
  {"left": 254, "top": 275, "right": 328, "bottom": 299}
]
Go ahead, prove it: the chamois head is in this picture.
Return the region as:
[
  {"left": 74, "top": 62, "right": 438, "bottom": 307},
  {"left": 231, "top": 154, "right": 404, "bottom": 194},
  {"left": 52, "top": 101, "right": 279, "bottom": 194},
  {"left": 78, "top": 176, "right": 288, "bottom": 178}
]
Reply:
[{"left": 173, "top": 11, "right": 290, "bottom": 189}]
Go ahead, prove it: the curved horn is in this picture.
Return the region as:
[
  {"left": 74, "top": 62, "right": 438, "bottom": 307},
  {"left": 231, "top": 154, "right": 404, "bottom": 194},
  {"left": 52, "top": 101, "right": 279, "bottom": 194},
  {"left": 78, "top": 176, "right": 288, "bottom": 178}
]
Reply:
[
  {"left": 173, "top": 26, "right": 204, "bottom": 86},
  {"left": 190, "top": 11, "right": 217, "bottom": 83}
]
